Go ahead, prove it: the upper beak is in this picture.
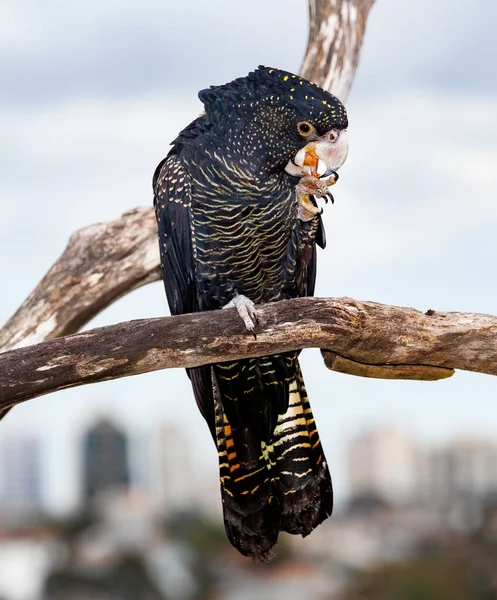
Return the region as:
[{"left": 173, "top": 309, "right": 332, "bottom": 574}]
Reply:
[{"left": 285, "top": 129, "right": 349, "bottom": 178}]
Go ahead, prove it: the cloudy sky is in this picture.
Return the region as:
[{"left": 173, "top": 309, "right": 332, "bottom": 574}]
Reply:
[{"left": 1, "top": 0, "right": 496, "bottom": 512}]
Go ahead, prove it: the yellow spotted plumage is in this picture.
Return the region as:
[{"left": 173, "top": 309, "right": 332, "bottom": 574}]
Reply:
[{"left": 153, "top": 66, "right": 348, "bottom": 560}]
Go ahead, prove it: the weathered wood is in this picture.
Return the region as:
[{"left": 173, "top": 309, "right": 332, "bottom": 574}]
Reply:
[
  {"left": 321, "top": 351, "right": 455, "bottom": 380},
  {"left": 1, "top": 298, "right": 495, "bottom": 410},
  {"left": 0, "top": 207, "right": 160, "bottom": 352},
  {"left": 301, "top": 0, "right": 376, "bottom": 101}
]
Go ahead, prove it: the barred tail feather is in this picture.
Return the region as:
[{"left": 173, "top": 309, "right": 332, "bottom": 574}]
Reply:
[
  {"left": 213, "top": 379, "right": 278, "bottom": 560},
  {"left": 272, "top": 365, "right": 333, "bottom": 535},
  {"left": 213, "top": 361, "right": 332, "bottom": 560}
]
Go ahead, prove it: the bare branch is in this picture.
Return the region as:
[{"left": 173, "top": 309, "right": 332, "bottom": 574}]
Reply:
[
  {"left": 0, "top": 1, "right": 385, "bottom": 420},
  {"left": 1, "top": 297, "right": 495, "bottom": 410},
  {"left": 0, "top": 207, "right": 160, "bottom": 353},
  {"left": 301, "top": 0, "right": 376, "bottom": 101}
]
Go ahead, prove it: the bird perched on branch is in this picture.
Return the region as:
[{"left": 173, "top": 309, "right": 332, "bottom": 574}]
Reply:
[{"left": 153, "top": 66, "right": 348, "bottom": 560}]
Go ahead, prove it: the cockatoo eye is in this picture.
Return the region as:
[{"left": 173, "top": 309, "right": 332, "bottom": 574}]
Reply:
[{"left": 297, "top": 121, "right": 316, "bottom": 137}]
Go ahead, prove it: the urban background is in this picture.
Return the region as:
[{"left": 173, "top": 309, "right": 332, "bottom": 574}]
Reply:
[{"left": 2, "top": 420, "right": 497, "bottom": 599}]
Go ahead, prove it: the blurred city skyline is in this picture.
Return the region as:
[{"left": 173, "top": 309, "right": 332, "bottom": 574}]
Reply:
[
  {"left": 3, "top": 416, "right": 497, "bottom": 519},
  {"left": 1, "top": 0, "right": 496, "bottom": 517},
  {"left": 2, "top": 418, "right": 497, "bottom": 598}
]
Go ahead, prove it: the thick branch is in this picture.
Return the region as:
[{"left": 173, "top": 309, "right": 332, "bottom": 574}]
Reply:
[
  {"left": 1, "top": 297, "right": 495, "bottom": 410},
  {"left": 300, "top": 0, "right": 375, "bottom": 101},
  {"left": 0, "top": 207, "right": 160, "bottom": 352}
]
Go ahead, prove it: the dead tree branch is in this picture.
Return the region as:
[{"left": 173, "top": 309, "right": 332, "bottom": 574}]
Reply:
[
  {"left": 301, "top": 0, "right": 376, "bottom": 101},
  {"left": 0, "top": 208, "right": 159, "bottom": 353},
  {"left": 1, "top": 297, "right": 495, "bottom": 410},
  {"left": 0, "top": 1, "right": 423, "bottom": 419}
]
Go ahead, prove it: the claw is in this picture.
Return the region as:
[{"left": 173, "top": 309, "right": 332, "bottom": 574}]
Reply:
[
  {"left": 297, "top": 174, "right": 338, "bottom": 220},
  {"left": 320, "top": 169, "right": 338, "bottom": 181},
  {"left": 297, "top": 194, "right": 323, "bottom": 221},
  {"left": 223, "top": 294, "right": 258, "bottom": 337}
]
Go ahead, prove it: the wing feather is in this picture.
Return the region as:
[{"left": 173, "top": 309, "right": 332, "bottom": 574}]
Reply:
[
  {"left": 153, "top": 155, "right": 196, "bottom": 315},
  {"left": 154, "top": 153, "right": 216, "bottom": 435}
]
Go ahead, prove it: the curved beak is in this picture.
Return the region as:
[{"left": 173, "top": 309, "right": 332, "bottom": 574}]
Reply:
[{"left": 285, "top": 129, "right": 349, "bottom": 179}]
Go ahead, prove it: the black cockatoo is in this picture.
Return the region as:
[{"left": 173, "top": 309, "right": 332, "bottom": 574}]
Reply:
[{"left": 153, "top": 66, "right": 348, "bottom": 560}]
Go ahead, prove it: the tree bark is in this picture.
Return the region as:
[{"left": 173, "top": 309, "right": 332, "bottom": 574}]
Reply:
[
  {"left": 2, "top": 297, "right": 495, "bottom": 411},
  {"left": 0, "top": 207, "right": 159, "bottom": 353},
  {"left": 300, "top": 0, "right": 376, "bottom": 101}
]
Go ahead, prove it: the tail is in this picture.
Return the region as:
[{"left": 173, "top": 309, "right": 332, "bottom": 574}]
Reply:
[{"left": 213, "top": 359, "right": 333, "bottom": 560}]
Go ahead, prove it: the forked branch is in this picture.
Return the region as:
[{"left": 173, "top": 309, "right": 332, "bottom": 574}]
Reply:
[
  {"left": 0, "top": 0, "right": 376, "bottom": 356},
  {"left": 0, "top": 207, "right": 159, "bottom": 353}
]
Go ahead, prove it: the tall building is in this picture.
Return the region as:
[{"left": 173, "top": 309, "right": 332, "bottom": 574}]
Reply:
[
  {"left": 347, "top": 425, "right": 428, "bottom": 504},
  {"left": 82, "top": 418, "right": 130, "bottom": 502},
  {"left": 154, "top": 424, "right": 196, "bottom": 512},
  {"left": 0, "top": 435, "right": 42, "bottom": 511},
  {"left": 431, "top": 437, "right": 497, "bottom": 500},
  {"left": 425, "top": 437, "right": 497, "bottom": 529},
  {"left": 138, "top": 423, "right": 220, "bottom": 517}
]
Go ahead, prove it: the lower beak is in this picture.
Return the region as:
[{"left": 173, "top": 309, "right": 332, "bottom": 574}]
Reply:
[{"left": 302, "top": 149, "right": 337, "bottom": 179}]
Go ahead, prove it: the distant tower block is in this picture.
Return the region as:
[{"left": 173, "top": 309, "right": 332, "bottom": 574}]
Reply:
[
  {"left": 82, "top": 418, "right": 130, "bottom": 502},
  {"left": 0, "top": 435, "right": 42, "bottom": 512},
  {"left": 156, "top": 424, "right": 195, "bottom": 512},
  {"left": 347, "top": 425, "right": 428, "bottom": 504}
]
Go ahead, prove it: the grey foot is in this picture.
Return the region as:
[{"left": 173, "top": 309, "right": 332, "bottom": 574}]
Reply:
[{"left": 223, "top": 294, "right": 258, "bottom": 335}]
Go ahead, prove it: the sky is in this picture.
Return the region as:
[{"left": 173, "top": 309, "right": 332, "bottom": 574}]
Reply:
[{"left": 0, "top": 0, "right": 496, "bottom": 513}]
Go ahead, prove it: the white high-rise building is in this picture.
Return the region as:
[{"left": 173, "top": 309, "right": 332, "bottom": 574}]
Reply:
[
  {"left": 431, "top": 437, "right": 497, "bottom": 500},
  {"left": 347, "top": 425, "right": 428, "bottom": 504},
  {"left": 133, "top": 422, "right": 220, "bottom": 517},
  {"left": 145, "top": 424, "right": 203, "bottom": 514},
  {"left": 0, "top": 435, "right": 42, "bottom": 511},
  {"left": 158, "top": 424, "right": 193, "bottom": 510}
]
